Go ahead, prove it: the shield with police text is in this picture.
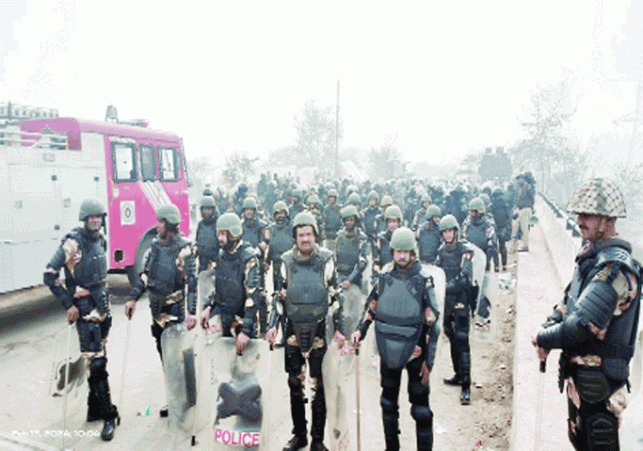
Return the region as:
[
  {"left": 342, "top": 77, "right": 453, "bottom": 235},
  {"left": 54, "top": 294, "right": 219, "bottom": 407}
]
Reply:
[
  {"left": 161, "top": 323, "right": 199, "bottom": 435},
  {"left": 323, "top": 343, "right": 353, "bottom": 451},
  {"left": 201, "top": 334, "right": 273, "bottom": 450},
  {"left": 42, "top": 324, "right": 89, "bottom": 433},
  {"left": 468, "top": 243, "right": 486, "bottom": 313}
]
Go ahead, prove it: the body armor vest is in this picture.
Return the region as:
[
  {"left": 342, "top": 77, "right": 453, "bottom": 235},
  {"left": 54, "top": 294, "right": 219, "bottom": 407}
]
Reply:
[
  {"left": 69, "top": 228, "right": 108, "bottom": 289},
  {"left": 335, "top": 231, "right": 360, "bottom": 274},
  {"left": 242, "top": 219, "right": 266, "bottom": 249},
  {"left": 564, "top": 242, "right": 641, "bottom": 381},
  {"left": 216, "top": 245, "right": 254, "bottom": 315},
  {"left": 282, "top": 249, "right": 331, "bottom": 351},
  {"left": 375, "top": 268, "right": 425, "bottom": 370},
  {"left": 195, "top": 219, "right": 218, "bottom": 258},
  {"left": 363, "top": 207, "right": 380, "bottom": 237},
  {"left": 418, "top": 224, "right": 441, "bottom": 263},
  {"left": 438, "top": 241, "right": 465, "bottom": 282},
  {"left": 148, "top": 236, "right": 186, "bottom": 295},
  {"left": 268, "top": 223, "right": 293, "bottom": 262},
  {"left": 376, "top": 230, "right": 393, "bottom": 267},
  {"left": 466, "top": 220, "right": 488, "bottom": 252},
  {"left": 323, "top": 206, "right": 342, "bottom": 238}
]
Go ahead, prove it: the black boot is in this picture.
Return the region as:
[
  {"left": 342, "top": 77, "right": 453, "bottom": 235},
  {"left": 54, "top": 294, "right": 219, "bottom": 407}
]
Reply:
[
  {"left": 310, "top": 381, "right": 327, "bottom": 447},
  {"left": 460, "top": 386, "right": 471, "bottom": 405},
  {"left": 444, "top": 344, "right": 461, "bottom": 386},
  {"left": 159, "top": 405, "right": 169, "bottom": 417},
  {"left": 411, "top": 405, "right": 433, "bottom": 451},
  {"left": 283, "top": 434, "right": 308, "bottom": 451},
  {"left": 443, "top": 374, "right": 462, "bottom": 386},
  {"left": 101, "top": 418, "right": 115, "bottom": 441},
  {"left": 460, "top": 350, "right": 472, "bottom": 405},
  {"left": 310, "top": 441, "right": 329, "bottom": 451},
  {"left": 86, "top": 384, "right": 101, "bottom": 422}
]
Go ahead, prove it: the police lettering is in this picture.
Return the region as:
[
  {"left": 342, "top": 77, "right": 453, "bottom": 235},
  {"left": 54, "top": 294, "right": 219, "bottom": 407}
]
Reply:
[{"left": 214, "top": 428, "right": 260, "bottom": 446}]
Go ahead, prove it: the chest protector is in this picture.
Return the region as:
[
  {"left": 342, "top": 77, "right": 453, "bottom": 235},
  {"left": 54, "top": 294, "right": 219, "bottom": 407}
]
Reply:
[
  {"left": 283, "top": 250, "right": 331, "bottom": 350},
  {"left": 565, "top": 243, "right": 642, "bottom": 381},
  {"left": 216, "top": 246, "right": 254, "bottom": 314},
  {"left": 70, "top": 229, "right": 108, "bottom": 289},
  {"left": 376, "top": 231, "right": 393, "bottom": 267},
  {"left": 242, "top": 219, "right": 265, "bottom": 249},
  {"left": 148, "top": 237, "right": 186, "bottom": 295},
  {"left": 269, "top": 223, "right": 293, "bottom": 260},
  {"left": 324, "top": 206, "right": 342, "bottom": 237},
  {"left": 363, "top": 208, "right": 380, "bottom": 236},
  {"left": 375, "top": 270, "right": 425, "bottom": 370},
  {"left": 438, "top": 242, "right": 465, "bottom": 282},
  {"left": 195, "top": 220, "right": 218, "bottom": 256},
  {"left": 336, "top": 231, "right": 360, "bottom": 274},
  {"left": 466, "top": 221, "right": 488, "bottom": 251},
  {"left": 418, "top": 225, "right": 441, "bottom": 263}
]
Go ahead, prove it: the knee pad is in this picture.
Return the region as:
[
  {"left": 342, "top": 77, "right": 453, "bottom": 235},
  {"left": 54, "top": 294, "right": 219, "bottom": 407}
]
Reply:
[
  {"left": 287, "top": 373, "right": 303, "bottom": 392},
  {"left": 89, "top": 356, "right": 108, "bottom": 381},
  {"left": 408, "top": 380, "right": 429, "bottom": 405},
  {"left": 585, "top": 412, "right": 618, "bottom": 450},
  {"left": 411, "top": 404, "right": 433, "bottom": 425},
  {"left": 380, "top": 394, "right": 398, "bottom": 415}
]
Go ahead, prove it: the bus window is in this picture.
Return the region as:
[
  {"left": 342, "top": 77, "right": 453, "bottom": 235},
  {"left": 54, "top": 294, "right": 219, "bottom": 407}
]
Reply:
[
  {"left": 140, "top": 145, "right": 156, "bottom": 181},
  {"left": 160, "top": 146, "right": 179, "bottom": 181},
  {"left": 112, "top": 143, "right": 137, "bottom": 182}
]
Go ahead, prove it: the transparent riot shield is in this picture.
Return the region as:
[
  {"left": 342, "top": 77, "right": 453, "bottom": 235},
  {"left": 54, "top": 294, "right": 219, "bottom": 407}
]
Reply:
[
  {"left": 42, "top": 324, "right": 89, "bottom": 448},
  {"left": 201, "top": 334, "right": 273, "bottom": 450},
  {"left": 161, "top": 323, "right": 198, "bottom": 437},
  {"left": 323, "top": 343, "right": 353, "bottom": 451},
  {"left": 198, "top": 268, "right": 216, "bottom": 309},
  {"left": 421, "top": 263, "right": 446, "bottom": 314}
]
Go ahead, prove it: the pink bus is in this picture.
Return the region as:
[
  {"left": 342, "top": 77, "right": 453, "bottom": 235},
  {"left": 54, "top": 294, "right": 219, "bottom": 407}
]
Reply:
[{"left": 0, "top": 116, "right": 190, "bottom": 292}]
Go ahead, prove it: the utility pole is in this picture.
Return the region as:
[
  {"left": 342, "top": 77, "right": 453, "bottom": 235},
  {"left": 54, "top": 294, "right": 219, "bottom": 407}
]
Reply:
[{"left": 336, "top": 79, "right": 340, "bottom": 179}]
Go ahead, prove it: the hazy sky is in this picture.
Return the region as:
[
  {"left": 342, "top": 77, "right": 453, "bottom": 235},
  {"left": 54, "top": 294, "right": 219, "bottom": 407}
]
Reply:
[{"left": 1, "top": 1, "right": 640, "bottom": 164}]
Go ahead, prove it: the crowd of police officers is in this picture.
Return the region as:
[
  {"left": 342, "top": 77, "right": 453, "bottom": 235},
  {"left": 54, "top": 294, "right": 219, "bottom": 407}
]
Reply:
[{"left": 44, "top": 170, "right": 642, "bottom": 450}]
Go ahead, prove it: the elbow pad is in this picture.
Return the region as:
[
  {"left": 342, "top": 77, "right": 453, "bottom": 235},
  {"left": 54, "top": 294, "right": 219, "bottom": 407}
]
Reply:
[{"left": 576, "top": 281, "right": 618, "bottom": 330}]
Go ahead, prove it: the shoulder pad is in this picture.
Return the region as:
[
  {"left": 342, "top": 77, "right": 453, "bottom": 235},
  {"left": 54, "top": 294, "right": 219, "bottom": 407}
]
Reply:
[
  {"left": 381, "top": 261, "right": 395, "bottom": 273},
  {"left": 597, "top": 246, "right": 637, "bottom": 276},
  {"left": 177, "top": 236, "right": 191, "bottom": 249},
  {"left": 62, "top": 228, "right": 83, "bottom": 244},
  {"left": 281, "top": 249, "right": 295, "bottom": 265},
  {"left": 317, "top": 247, "right": 334, "bottom": 261},
  {"left": 240, "top": 244, "right": 259, "bottom": 261}
]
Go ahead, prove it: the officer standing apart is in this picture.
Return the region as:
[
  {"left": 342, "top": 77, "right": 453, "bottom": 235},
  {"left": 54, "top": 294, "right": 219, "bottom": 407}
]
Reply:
[
  {"left": 532, "top": 178, "right": 640, "bottom": 451},
  {"left": 44, "top": 199, "right": 118, "bottom": 441},
  {"left": 265, "top": 211, "right": 346, "bottom": 451},
  {"left": 125, "top": 204, "right": 198, "bottom": 416},
  {"left": 351, "top": 227, "right": 440, "bottom": 451},
  {"left": 435, "top": 214, "right": 476, "bottom": 405},
  {"left": 511, "top": 173, "right": 535, "bottom": 252},
  {"left": 195, "top": 195, "right": 220, "bottom": 272},
  {"left": 200, "top": 212, "right": 261, "bottom": 354}
]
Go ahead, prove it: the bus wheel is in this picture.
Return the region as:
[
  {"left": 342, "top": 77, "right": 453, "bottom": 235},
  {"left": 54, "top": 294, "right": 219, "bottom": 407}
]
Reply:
[{"left": 127, "top": 233, "right": 154, "bottom": 286}]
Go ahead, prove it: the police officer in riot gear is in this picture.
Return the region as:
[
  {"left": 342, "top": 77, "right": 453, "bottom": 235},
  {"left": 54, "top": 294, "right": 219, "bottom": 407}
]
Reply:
[
  {"left": 266, "top": 201, "right": 294, "bottom": 290},
  {"left": 372, "top": 204, "right": 403, "bottom": 277},
  {"left": 412, "top": 194, "right": 433, "bottom": 230},
  {"left": 125, "top": 204, "right": 198, "bottom": 416},
  {"left": 322, "top": 188, "right": 342, "bottom": 251},
  {"left": 489, "top": 187, "right": 510, "bottom": 272},
  {"left": 44, "top": 199, "right": 118, "bottom": 441},
  {"left": 335, "top": 205, "right": 369, "bottom": 291},
  {"left": 435, "top": 214, "right": 476, "bottom": 405},
  {"left": 417, "top": 204, "right": 442, "bottom": 264},
  {"left": 195, "top": 195, "right": 220, "bottom": 272},
  {"left": 373, "top": 195, "right": 394, "bottom": 236},
  {"left": 289, "top": 187, "right": 305, "bottom": 219},
  {"left": 265, "top": 211, "right": 345, "bottom": 451},
  {"left": 533, "top": 178, "right": 640, "bottom": 451},
  {"left": 200, "top": 212, "right": 261, "bottom": 354},
  {"left": 351, "top": 227, "right": 440, "bottom": 451},
  {"left": 306, "top": 194, "right": 324, "bottom": 244},
  {"left": 240, "top": 197, "right": 269, "bottom": 334},
  {"left": 363, "top": 190, "right": 382, "bottom": 243}
]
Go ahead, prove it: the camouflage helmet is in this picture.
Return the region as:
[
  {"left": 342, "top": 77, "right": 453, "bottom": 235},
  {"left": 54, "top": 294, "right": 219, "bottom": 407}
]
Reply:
[
  {"left": 468, "top": 197, "right": 485, "bottom": 214},
  {"left": 567, "top": 178, "right": 626, "bottom": 218},
  {"left": 217, "top": 212, "right": 243, "bottom": 237},
  {"left": 427, "top": 204, "right": 441, "bottom": 219},
  {"left": 421, "top": 194, "right": 432, "bottom": 204},
  {"left": 347, "top": 192, "right": 361, "bottom": 206},
  {"left": 242, "top": 196, "right": 258, "bottom": 210},
  {"left": 292, "top": 211, "right": 319, "bottom": 236},
  {"left": 390, "top": 227, "right": 418, "bottom": 254},
  {"left": 346, "top": 184, "right": 358, "bottom": 195},
  {"left": 380, "top": 195, "right": 393, "bottom": 208},
  {"left": 200, "top": 196, "right": 216, "bottom": 209},
  {"left": 367, "top": 190, "right": 379, "bottom": 202},
  {"left": 327, "top": 188, "right": 339, "bottom": 198},
  {"left": 79, "top": 199, "right": 106, "bottom": 221},
  {"left": 341, "top": 205, "right": 359, "bottom": 220},
  {"left": 156, "top": 204, "right": 181, "bottom": 225},
  {"left": 307, "top": 194, "right": 321, "bottom": 206},
  {"left": 480, "top": 193, "right": 491, "bottom": 207},
  {"left": 440, "top": 214, "right": 459, "bottom": 231},
  {"left": 273, "top": 200, "right": 289, "bottom": 217},
  {"left": 384, "top": 204, "right": 403, "bottom": 221},
  {"left": 290, "top": 188, "right": 303, "bottom": 201}
]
